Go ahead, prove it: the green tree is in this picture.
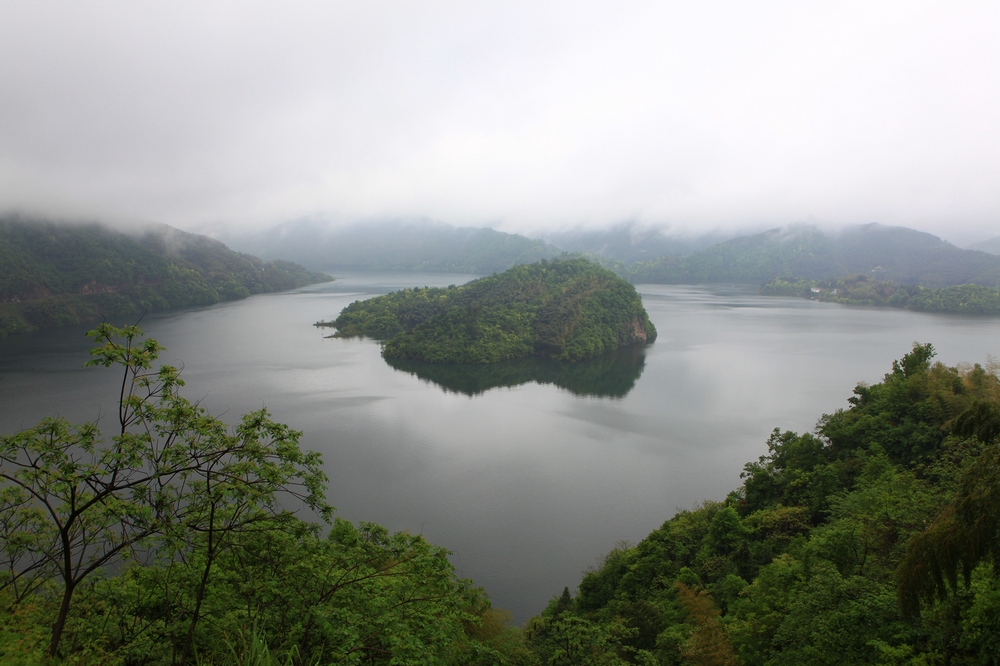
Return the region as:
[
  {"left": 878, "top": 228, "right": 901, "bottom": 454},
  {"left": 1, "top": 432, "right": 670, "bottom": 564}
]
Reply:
[
  {"left": 0, "top": 323, "right": 330, "bottom": 659},
  {"left": 674, "top": 582, "right": 739, "bottom": 666},
  {"left": 897, "top": 400, "right": 1000, "bottom": 617}
]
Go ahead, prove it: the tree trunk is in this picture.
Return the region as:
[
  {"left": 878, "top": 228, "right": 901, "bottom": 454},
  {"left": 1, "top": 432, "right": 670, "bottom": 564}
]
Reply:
[
  {"left": 178, "top": 501, "right": 217, "bottom": 666},
  {"left": 49, "top": 581, "right": 75, "bottom": 657}
]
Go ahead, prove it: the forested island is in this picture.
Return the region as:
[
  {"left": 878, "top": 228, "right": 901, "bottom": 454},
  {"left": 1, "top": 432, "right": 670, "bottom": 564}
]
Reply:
[
  {"left": 762, "top": 274, "right": 1000, "bottom": 315},
  {"left": 326, "top": 258, "right": 657, "bottom": 363},
  {"left": 0, "top": 215, "right": 331, "bottom": 336}
]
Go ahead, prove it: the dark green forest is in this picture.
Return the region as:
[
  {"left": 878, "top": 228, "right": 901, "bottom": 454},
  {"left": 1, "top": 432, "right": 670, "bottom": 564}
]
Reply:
[
  {"left": 5, "top": 329, "right": 1000, "bottom": 664},
  {"left": 761, "top": 275, "right": 1000, "bottom": 315},
  {"left": 328, "top": 258, "right": 657, "bottom": 363},
  {"left": 0, "top": 217, "right": 331, "bottom": 336}
]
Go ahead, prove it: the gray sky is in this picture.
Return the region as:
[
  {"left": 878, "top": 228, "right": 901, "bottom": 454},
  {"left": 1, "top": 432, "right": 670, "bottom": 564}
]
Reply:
[{"left": 1, "top": 1, "right": 998, "bottom": 242}]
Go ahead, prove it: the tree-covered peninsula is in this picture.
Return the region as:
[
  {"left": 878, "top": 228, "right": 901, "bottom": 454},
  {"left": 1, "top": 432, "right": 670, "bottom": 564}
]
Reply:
[
  {"left": 328, "top": 258, "right": 657, "bottom": 363},
  {"left": 0, "top": 215, "right": 332, "bottom": 336},
  {"left": 761, "top": 274, "right": 1000, "bottom": 315},
  {"left": 520, "top": 345, "right": 1000, "bottom": 665}
]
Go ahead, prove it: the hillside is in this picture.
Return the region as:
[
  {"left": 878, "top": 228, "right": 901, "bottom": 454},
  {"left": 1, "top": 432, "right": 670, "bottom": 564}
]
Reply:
[
  {"left": 522, "top": 345, "right": 1000, "bottom": 665},
  {"left": 0, "top": 215, "right": 331, "bottom": 335},
  {"left": 762, "top": 274, "right": 1000, "bottom": 314},
  {"left": 626, "top": 224, "right": 1000, "bottom": 287},
  {"left": 969, "top": 235, "right": 1000, "bottom": 256},
  {"left": 227, "top": 218, "right": 563, "bottom": 273},
  {"left": 327, "top": 258, "right": 656, "bottom": 363}
]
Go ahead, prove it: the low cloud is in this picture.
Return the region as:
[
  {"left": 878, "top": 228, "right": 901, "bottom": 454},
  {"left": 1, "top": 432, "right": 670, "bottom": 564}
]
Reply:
[{"left": 1, "top": 1, "right": 997, "bottom": 242}]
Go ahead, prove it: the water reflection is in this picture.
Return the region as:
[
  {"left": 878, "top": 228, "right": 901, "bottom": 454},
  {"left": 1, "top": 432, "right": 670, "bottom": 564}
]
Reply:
[{"left": 384, "top": 343, "right": 648, "bottom": 397}]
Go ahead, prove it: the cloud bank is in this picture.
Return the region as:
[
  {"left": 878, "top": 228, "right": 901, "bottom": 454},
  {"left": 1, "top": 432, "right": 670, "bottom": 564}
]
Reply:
[{"left": 1, "top": 1, "right": 997, "bottom": 240}]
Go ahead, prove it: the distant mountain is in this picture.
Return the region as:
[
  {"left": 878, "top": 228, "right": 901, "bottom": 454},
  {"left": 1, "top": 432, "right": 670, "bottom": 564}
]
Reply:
[
  {"left": 626, "top": 223, "right": 1000, "bottom": 287},
  {"left": 542, "top": 222, "right": 734, "bottom": 263},
  {"left": 968, "top": 235, "right": 1000, "bottom": 256},
  {"left": 0, "top": 215, "right": 331, "bottom": 336},
  {"left": 226, "top": 218, "right": 563, "bottom": 274}
]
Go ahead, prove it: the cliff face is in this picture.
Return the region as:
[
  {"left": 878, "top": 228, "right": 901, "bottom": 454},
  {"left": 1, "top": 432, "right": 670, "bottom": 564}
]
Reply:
[{"left": 330, "top": 258, "right": 657, "bottom": 364}]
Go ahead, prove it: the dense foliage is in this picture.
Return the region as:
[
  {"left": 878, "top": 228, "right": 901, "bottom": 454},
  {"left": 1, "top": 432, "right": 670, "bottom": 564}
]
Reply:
[
  {"left": 0, "top": 216, "right": 331, "bottom": 336},
  {"left": 523, "top": 344, "right": 1000, "bottom": 665},
  {"left": 625, "top": 224, "right": 1000, "bottom": 288},
  {"left": 329, "top": 258, "right": 657, "bottom": 363},
  {"left": 761, "top": 274, "right": 1000, "bottom": 315},
  {"left": 0, "top": 325, "right": 522, "bottom": 665}
]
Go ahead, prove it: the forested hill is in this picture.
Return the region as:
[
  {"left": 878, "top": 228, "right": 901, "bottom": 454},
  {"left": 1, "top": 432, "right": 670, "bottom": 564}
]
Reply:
[
  {"left": 521, "top": 345, "right": 1000, "bottom": 664},
  {"left": 227, "top": 218, "right": 563, "bottom": 273},
  {"left": 626, "top": 224, "right": 1000, "bottom": 287},
  {"left": 328, "top": 258, "right": 656, "bottom": 363},
  {"left": 0, "top": 215, "right": 331, "bottom": 336}
]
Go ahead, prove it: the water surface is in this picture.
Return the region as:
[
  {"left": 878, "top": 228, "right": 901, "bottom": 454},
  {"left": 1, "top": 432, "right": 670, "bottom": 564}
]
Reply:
[{"left": 2, "top": 274, "right": 999, "bottom": 621}]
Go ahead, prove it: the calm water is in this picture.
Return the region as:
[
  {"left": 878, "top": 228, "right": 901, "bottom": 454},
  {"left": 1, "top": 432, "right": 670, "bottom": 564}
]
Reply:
[{"left": 2, "top": 274, "right": 1000, "bottom": 621}]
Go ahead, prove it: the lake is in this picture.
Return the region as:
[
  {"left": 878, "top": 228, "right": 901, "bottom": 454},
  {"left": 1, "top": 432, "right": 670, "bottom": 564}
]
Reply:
[{"left": 2, "top": 274, "right": 999, "bottom": 622}]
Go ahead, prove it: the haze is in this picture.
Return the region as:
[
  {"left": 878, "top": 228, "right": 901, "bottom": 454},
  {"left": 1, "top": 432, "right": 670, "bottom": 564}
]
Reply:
[{"left": 1, "top": 2, "right": 997, "bottom": 243}]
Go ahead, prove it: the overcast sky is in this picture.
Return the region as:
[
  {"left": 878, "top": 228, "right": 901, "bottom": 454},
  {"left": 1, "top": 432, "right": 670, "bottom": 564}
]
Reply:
[{"left": 0, "top": 1, "right": 997, "bottom": 242}]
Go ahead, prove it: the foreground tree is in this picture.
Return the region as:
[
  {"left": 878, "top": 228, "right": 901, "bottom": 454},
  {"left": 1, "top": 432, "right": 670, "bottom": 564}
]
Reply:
[{"left": 0, "top": 323, "right": 330, "bottom": 659}]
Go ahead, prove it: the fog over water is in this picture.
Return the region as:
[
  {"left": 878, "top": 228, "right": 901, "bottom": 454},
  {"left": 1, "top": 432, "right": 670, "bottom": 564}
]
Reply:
[{"left": 2, "top": 274, "right": 999, "bottom": 620}]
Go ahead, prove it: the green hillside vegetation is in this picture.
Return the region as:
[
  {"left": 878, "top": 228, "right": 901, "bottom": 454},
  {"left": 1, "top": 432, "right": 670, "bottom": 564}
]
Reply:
[
  {"left": 230, "top": 218, "right": 563, "bottom": 273},
  {"left": 385, "top": 343, "right": 646, "bottom": 397},
  {"left": 0, "top": 216, "right": 331, "bottom": 336},
  {"left": 762, "top": 274, "right": 1000, "bottom": 315},
  {"left": 626, "top": 224, "right": 1000, "bottom": 288},
  {"left": 328, "top": 258, "right": 657, "bottom": 363},
  {"left": 521, "top": 344, "right": 1000, "bottom": 665}
]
